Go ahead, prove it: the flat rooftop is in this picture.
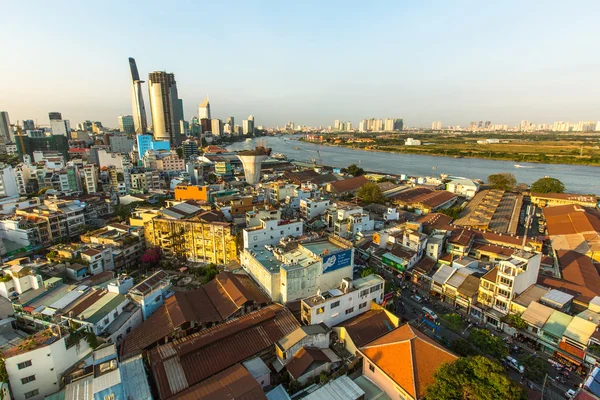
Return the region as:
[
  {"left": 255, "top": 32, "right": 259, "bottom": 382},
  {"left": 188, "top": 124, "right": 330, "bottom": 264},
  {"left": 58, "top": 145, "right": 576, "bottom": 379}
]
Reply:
[
  {"left": 253, "top": 249, "right": 282, "bottom": 273},
  {"left": 303, "top": 240, "right": 345, "bottom": 256}
]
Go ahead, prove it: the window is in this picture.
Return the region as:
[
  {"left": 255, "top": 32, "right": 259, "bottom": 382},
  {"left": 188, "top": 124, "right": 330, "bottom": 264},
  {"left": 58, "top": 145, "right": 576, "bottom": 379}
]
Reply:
[
  {"left": 24, "top": 390, "right": 39, "bottom": 399},
  {"left": 345, "top": 307, "right": 354, "bottom": 315},
  {"left": 370, "top": 286, "right": 378, "bottom": 293},
  {"left": 113, "top": 311, "right": 118, "bottom": 318},
  {"left": 104, "top": 394, "right": 116, "bottom": 400},
  {"left": 316, "top": 307, "right": 324, "bottom": 314},
  {"left": 369, "top": 363, "right": 375, "bottom": 372},
  {"left": 360, "top": 289, "right": 369, "bottom": 297},
  {"left": 499, "top": 276, "right": 513, "bottom": 287},
  {"left": 18, "top": 360, "right": 32, "bottom": 370},
  {"left": 21, "top": 375, "right": 36, "bottom": 384},
  {"left": 103, "top": 318, "right": 109, "bottom": 325},
  {"left": 359, "top": 302, "right": 367, "bottom": 309}
]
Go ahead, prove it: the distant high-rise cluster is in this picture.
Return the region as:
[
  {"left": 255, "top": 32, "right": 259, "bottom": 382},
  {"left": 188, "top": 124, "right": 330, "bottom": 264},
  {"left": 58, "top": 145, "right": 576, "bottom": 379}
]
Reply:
[
  {"left": 356, "top": 118, "right": 402, "bottom": 132},
  {"left": 457, "top": 119, "right": 600, "bottom": 132},
  {"left": 431, "top": 121, "right": 442, "bottom": 130}
]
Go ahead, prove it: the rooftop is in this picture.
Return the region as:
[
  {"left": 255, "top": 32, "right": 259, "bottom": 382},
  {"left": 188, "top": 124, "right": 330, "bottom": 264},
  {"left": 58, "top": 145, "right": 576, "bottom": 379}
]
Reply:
[{"left": 335, "top": 309, "right": 396, "bottom": 349}]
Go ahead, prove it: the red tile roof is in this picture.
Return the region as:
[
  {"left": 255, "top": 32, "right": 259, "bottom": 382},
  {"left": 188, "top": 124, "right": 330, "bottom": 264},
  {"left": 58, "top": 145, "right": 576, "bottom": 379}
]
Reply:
[
  {"left": 149, "top": 303, "right": 299, "bottom": 399},
  {"left": 360, "top": 324, "right": 457, "bottom": 399},
  {"left": 416, "top": 213, "right": 454, "bottom": 230},
  {"left": 171, "top": 363, "right": 266, "bottom": 400},
  {"left": 447, "top": 229, "right": 474, "bottom": 246}
]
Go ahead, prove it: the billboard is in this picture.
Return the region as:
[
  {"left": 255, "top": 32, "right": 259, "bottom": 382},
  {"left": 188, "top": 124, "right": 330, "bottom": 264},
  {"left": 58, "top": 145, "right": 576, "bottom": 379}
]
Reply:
[{"left": 322, "top": 249, "right": 352, "bottom": 274}]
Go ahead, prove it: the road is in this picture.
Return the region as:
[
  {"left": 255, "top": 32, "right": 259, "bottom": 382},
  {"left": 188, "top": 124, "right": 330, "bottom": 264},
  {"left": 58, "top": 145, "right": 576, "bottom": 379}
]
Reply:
[{"left": 392, "top": 285, "right": 582, "bottom": 399}]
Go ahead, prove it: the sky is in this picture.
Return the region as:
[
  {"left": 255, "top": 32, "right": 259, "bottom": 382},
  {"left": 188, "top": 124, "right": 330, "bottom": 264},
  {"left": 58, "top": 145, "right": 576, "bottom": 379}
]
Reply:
[{"left": 1, "top": 0, "right": 600, "bottom": 129}]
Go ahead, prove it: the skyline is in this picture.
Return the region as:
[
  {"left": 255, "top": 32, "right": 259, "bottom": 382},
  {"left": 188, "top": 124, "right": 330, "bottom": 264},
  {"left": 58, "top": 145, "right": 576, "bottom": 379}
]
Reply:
[{"left": 2, "top": 1, "right": 600, "bottom": 128}]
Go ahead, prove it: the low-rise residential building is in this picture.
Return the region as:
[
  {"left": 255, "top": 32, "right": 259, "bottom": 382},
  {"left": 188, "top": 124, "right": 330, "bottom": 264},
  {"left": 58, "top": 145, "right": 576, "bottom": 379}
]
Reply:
[
  {"left": 358, "top": 324, "right": 458, "bottom": 400},
  {"left": 275, "top": 324, "right": 330, "bottom": 365},
  {"left": 242, "top": 236, "right": 354, "bottom": 303},
  {"left": 0, "top": 264, "right": 43, "bottom": 300},
  {"left": 333, "top": 307, "right": 399, "bottom": 355},
  {"left": 243, "top": 216, "right": 303, "bottom": 249},
  {"left": 326, "top": 203, "right": 374, "bottom": 239},
  {"left": 392, "top": 187, "right": 458, "bottom": 215},
  {"left": 531, "top": 193, "right": 598, "bottom": 208},
  {"left": 4, "top": 326, "right": 94, "bottom": 400},
  {"left": 128, "top": 270, "right": 172, "bottom": 320},
  {"left": 300, "top": 198, "right": 331, "bottom": 220},
  {"left": 80, "top": 224, "right": 145, "bottom": 272},
  {"left": 445, "top": 178, "right": 480, "bottom": 199},
  {"left": 81, "top": 246, "right": 114, "bottom": 275},
  {"left": 300, "top": 275, "right": 385, "bottom": 327}
]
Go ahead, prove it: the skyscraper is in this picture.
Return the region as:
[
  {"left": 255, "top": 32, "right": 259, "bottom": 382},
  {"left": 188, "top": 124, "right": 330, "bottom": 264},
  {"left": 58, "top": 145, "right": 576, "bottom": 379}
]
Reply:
[
  {"left": 128, "top": 57, "right": 148, "bottom": 134},
  {"left": 48, "top": 112, "right": 62, "bottom": 121},
  {"left": 118, "top": 115, "right": 135, "bottom": 133},
  {"left": 148, "top": 71, "right": 181, "bottom": 146},
  {"left": 22, "top": 120, "right": 35, "bottom": 131},
  {"left": 0, "top": 112, "right": 11, "bottom": 142},
  {"left": 49, "top": 113, "right": 70, "bottom": 136},
  {"left": 198, "top": 98, "right": 211, "bottom": 120},
  {"left": 211, "top": 119, "right": 223, "bottom": 136},
  {"left": 226, "top": 116, "right": 234, "bottom": 129},
  {"left": 177, "top": 99, "right": 184, "bottom": 123}
]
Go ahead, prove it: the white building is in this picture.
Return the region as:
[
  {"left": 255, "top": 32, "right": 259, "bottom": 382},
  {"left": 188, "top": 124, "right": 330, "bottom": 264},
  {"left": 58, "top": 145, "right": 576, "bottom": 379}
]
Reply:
[
  {"left": 328, "top": 204, "right": 374, "bottom": 239},
  {"left": 97, "top": 149, "right": 129, "bottom": 172},
  {"left": 0, "top": 216, "right": 40, "bottom": 246},
  {"left": 242, "top": 237, "right": 355, "bottom": 303},
  {"left": 246, "top": 207, "right": 281, "bottom": 228},
  {"left": 81, "top": 246, "right": 115, "bottom": 275},
  {"left": 405, "top": 138, "right": 421, "bottom": 146},
  {"left": 446, "top": 178, "right": 479, "bottom": 199},
  {"left": 0, "top": 166, "right": 19, "bottom": 197},
  {"left": 83, "top": 164, "right": 99, "bottom": 194},
  {"left": 300, "top": 198, "right": 331, "bottom": 220},
  {"left": 50, "top": 119, "right": 70, "bottom": 136},
  {"left": 0, "top": 265, "right": 43, "bottom": 300},
  {"left": 300, "top": 275, "right": 385, "bottom": 327},
  {"left": 243, "top": 217, "right": 303, "bottom": 249},
  {"left": 5, "top": 327, "right": 93, "bottom": 400}
]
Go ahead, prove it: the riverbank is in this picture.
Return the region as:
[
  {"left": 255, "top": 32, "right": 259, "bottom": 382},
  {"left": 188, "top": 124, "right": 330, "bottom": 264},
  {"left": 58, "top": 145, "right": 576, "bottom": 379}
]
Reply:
[{"left": 298, "top": 138, "right": 600, "bottom": 167}]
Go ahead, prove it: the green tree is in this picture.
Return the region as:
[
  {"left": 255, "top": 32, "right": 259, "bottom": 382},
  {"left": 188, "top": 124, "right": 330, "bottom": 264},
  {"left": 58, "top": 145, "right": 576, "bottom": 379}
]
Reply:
[
  {"left": 502, "top": 313, "right": 528, "bottom": 330},
  {"left": 450, "top": 339, "right": 478, "bottom": 357},
  {"left": 360, "top": 267, "right": 375, "bottom": 278},
  {"left": 487, "top": 173, "right": 516, "bottom": 191},
  {"left": 346, "top": 164, "right": 364, "bottom": 176},
  {"left": 469, "top": 329, "right": 508, "bottom": 359},
  {"left": 438, "top": 205, "right": 462, "bottom": 219},
  {"left": 530, "top": 177, "right": 566, "bottom": 193},
  {"left": 425, "top": 356, "right": 523, "bottom": 400},
  {"left": 357, "top": 182, "right": 384, "bottom": 204},
  {"left": 519, "top": 355, "right": 546, "bottom": 383},
  {"left": 441, "top": 313, "right": 463, "bottom": 332}
]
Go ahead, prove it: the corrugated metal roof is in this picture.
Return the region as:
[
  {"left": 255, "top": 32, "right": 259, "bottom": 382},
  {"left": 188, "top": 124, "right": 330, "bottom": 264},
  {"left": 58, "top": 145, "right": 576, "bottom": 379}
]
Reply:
[
  {"left": 445, "top": 268, "right": 473, "bottom": 289},
  {"left": 522, "top": 301, "right": 554, "bottom": 328},
  {"left": 120, "top": 354, "right": 153, "bottom": 400},
  {"left": 303, "top": 375, "right": 365, "bottom": 400},
  {"left": 149, "top": 303, "right": 299, "bottom": 399},
  {"left": 541, "top": 289, "right": 574, "bottom": 307},
  {"left": 50, "top": 287, "right": 88, "bottom": 310},
  {"left": 129, "top": 270, "right": 169, "bottom": 296},
  {"left": 542, "top": 310, "right": 573, "bottom": 338},
  {"left": 432, "top": 265, "right": 455, "bottom": 285},
  {"left": 92, "top": 368, "right": 122, "bottom": 395},
  {"left": 563, "top": 316, "right": 598, "bottom": 345}
]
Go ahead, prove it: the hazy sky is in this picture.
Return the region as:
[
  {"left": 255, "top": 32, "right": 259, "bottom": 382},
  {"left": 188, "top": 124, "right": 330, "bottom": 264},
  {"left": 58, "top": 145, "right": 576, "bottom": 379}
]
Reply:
[{"left": 1, "top": 1, "right": 599, "bottom": 129}]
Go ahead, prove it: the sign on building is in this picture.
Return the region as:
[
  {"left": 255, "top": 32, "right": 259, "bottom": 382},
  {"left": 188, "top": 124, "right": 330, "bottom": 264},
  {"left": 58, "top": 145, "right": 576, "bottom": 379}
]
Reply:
[{"left": 322, "top": 249, "right": 352, "bottom": 273}]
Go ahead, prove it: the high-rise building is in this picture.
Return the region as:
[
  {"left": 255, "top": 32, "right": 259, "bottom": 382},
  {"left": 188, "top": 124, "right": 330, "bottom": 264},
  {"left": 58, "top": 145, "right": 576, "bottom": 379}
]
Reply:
[
  {"left": 118, "top": 115, "right": 135, "bottom": 133},
  {"left": 226, "top": 116, "right": 234, "bottom": 130},
  {"left": 431, "top": 121, "right": 442, "bottom": 130},
  {"left": 394, "top": 119, "right": 403, "bottom": 131},
  {"left": 211, "top": 119, "right": 223, "bottom": 136},
  {"left": 334, "top": 120, "right": 341, "bottom": 131},
  {"left": 83, "top": 164, "right": 99, "bottom": 194},
  {"left": 177, "top": 99, "right": 184, "bottom": 123},
  {"left": 22, "top": 120, "right": 35, "bottom": 131},
  {"left": 128, "top": 57, "right": 148, "bottom": 134},
  {"left": 148, "top": 71, "right": 181, "bottom": 146},
  {"left": 48, "top": 112, "right": 62, "bottom": 121},
  {"left": 243, "top": 115, "right": 255, "bottom": 136},
  {"left": 359, "top": 119, "right": 367, "bottom": 132},
  {"left": 182, "top": 139, "right": 199, "bottom": 160},
  {"left": 198, "top": 98, "right": 211, "bottom": 120},
  {"left": 0, "top": 112, "right": 11, "bottom": 142},
  {"left": 180, "top": 120, "right": 190, "bottom": 136}
]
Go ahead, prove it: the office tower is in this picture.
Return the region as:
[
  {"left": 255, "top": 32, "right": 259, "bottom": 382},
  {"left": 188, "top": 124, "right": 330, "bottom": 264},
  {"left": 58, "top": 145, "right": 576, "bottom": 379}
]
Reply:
[
  {"left": 118, "top": 115, "right": 135, "bottom": 133},
  {"left": 180, "top": 120, "right": 190, "bottom": 136},
  {"left": 50, "top": 114, "right": 70, "bottom": 136},
  {"left": 237, "top": 147, "right": 271, "bottom": 185},
  {"left": 177, "top": 99, "right": 184, "bottom": 123},
  {"left": 393, "top": 119, "right": 403, "bottom": 131},
  {"left": 211, "top": 119, "right": 222, "bottom": 136},
  {"left": 223, "top": 123, "right": 232, "bottom": 134},
  {"left": 128, "top": 57, "right": 148, "bottom": 134},
  {"left": 200, "top": 118, "right": 211, "bottom": 133},
  {"left": 234, "top": 125, "right": 242, "bottom": 135},
  {"left": 334, "top": 120, "right": 341, "bottom": 131},
  {"left": 484, "top": 121, "right": 491, "bottom": 129},
  {"left": 248, "top": 115, "right": 255, "bottom": 135},
  {"left": 148, "top": 71, "right": 181, "bottom": 146},
  {"left": 198, "top": 97, "right": 211, "bottom": 120},
  {"left": 182, "top": 139, "right": 199, "bottom": 160},
  {"left": 22, "top": 120, "right": 35, "bottom": 131},
  {"left": 0, "top": 112, "right": 11, "bottom": 142},
  {"left": 226, "top": 116, "right": 234, "bottom": 129},
  {"left": 345, "top": 122, "right": 352, "bottom": 131}
]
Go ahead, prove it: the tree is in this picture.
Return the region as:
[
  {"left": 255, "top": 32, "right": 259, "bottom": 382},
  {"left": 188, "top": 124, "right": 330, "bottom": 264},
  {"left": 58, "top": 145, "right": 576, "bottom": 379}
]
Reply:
[
  {"left": 425, "top": 356, "right": 523, "bottom": 400},
  {"left": 487, "top": 173, "right": 516, "bottom": 191},
  {"left": 361, "top": 267, "right": 375, "bottom": 278},
  {"left": 519, "top": 355, "right": 546, "bottom": 383},
  {"left": 502, "top": 313, "right": 528, "bottom": 330},
  {"left": 469, "top": 329, "right": 508, "bottom": 359},
  {"left": 530, "top": 177, "right": 566, "bottom": 194},
  {"left": 140, "top": 247, "right": 162, "bottom": 267},
  {"left": 450, "top": 339, "right": 478, "bottom": 357},
  {"left": 346, "top": 164, "right": 364, "bottom": 177},
  {"left": 176, "top": 147, "right": 184, "bottom": 159},
  {"left": 440, "top": 313, "right": 463, "bottom": 332},
  {"left": 357, "top": 182, "right": 384, "bottom": 204},
  {"left": 438, "top": 205, "right": 462, "bottom": 219}
]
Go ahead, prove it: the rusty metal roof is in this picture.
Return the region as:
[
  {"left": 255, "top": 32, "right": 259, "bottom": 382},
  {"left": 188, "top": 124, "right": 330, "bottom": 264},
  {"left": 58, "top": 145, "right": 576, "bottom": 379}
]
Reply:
[
  {"left": 170, "top": 363, "right": 266, "bottom": 400},
  {"left": 149, "top": 303, "right": 299, "bottom": 399},
  {"left": 130, "top": 270, "right": 170, "bottom": 296},
  {"left": 286, "top": 347, "right": 330, "bottom": 380},
  {"left": 335, "top": 309, "right": 396, "bottom": 349}
]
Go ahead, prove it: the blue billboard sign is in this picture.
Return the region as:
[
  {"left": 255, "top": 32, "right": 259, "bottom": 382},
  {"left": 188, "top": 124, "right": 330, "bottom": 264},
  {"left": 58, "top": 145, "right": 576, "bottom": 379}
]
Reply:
[{"left": 322, "top": 249, "right": 352, "bottom": 274}]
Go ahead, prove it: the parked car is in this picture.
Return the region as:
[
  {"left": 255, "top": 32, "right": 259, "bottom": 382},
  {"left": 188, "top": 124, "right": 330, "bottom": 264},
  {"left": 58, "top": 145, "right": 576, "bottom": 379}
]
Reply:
[
  {"left": 565, "top": 389, "right": 576, "bottom": 399},
  {"left": 505, "top": 356, "right": 525, "bottom": 373},
  {"left": 411, "top": 295, "right": 423, "bottom": 303}
]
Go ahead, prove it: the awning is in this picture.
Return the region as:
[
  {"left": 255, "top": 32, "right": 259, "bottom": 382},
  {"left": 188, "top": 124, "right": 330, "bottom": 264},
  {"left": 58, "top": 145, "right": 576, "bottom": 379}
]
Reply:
[
  {"left": 41, "top": 308, "right": 56, "bottom": 316},
  {"left": 554, "top": 349, "right": 582, "bottom": 366}
]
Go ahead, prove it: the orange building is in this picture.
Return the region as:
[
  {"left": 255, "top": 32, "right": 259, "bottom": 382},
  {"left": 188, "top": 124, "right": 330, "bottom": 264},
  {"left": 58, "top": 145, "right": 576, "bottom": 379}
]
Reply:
[{"left": 174, "top": 185, "right": 210, "bottom": 202}]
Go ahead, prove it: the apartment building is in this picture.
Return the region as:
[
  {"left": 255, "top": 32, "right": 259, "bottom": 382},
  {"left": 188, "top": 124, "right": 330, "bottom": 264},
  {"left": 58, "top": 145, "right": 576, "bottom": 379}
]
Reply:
[
  {"left": 81, "top": 246, "right": 115, "bottom": 275},
  {"left": 301, "top": 275, "right": 385, "bottom": 327},
  {"left": 128, "top": 270, "right": 172, "bottom": 320},
  {"left": 0, "top": 264, "right": 43, "bottom": 300},
  {"left": 243, "top": 216, "right": 303, "bottom": 249},
  {"left": 326, "top": 203, "right": 374, "bottom": 239},
  {"left": 300, "top": 198, "right": 331, "bottom": 220},
  {"left": 83, "top": 164, "right": 99, "bottom": 194},
  {"left": 475, "top": 252, "right": 541, "bottom": 328}
]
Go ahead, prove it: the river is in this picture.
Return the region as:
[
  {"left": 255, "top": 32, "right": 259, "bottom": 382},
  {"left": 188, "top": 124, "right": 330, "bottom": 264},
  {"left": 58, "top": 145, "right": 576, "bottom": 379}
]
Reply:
[{"left": 226, "top": 135, "right": 600, "bottom": 195}]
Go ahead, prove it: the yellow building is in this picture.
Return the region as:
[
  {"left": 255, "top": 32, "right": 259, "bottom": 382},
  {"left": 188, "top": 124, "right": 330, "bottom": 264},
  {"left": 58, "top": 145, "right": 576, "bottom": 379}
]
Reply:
[
  {"left": 129, "top": 208, "right": 161, "bottom": 227},
  {"left": 530, "top": 193, "right": 597, "bottom": 208},
  {"left": 144, "top": 215, "right": 237, "bottom": 264}
]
